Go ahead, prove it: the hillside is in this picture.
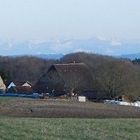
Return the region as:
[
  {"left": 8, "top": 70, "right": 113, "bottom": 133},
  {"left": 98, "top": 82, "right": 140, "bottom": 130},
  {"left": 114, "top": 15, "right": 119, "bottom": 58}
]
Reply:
[{"left": 0, "top": 52, "right": 140, "bottom": 100}]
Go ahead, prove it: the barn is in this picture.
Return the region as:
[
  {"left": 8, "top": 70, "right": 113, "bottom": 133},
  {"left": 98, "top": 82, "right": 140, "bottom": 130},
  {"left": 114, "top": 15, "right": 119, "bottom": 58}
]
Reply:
[{"left": 35, "top": 63, "right": 94, "bottom": 97}]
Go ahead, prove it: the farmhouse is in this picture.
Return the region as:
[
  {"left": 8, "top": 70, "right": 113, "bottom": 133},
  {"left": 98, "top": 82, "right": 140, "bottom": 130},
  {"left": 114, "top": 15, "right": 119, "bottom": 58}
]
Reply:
[
  {"left": 7, "top": 81, "right": 33, "bottom": 94},
  {"left": 35, "top": 63, "right": 95, "bottom": 97},
  {"left": 0, "top": 76, "right": 6, "bottom": 93},
  {"left": 7, "top": 81, "right": 32, "bottom": 88}
]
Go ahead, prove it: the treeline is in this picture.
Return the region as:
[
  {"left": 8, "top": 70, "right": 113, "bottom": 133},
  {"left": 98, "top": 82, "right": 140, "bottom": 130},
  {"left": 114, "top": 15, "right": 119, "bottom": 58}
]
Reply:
[
  {"left": 132, "top": 58, "right": 140, "bottom": 65},
  {"left": 0, "top": 53, "right": 140, "bottom": 101},
  {"left": 61, "top": 53, "right": 140, "bottom": 101},
  {"left": 0, "top": 56, "right": 57, "bottom": 84}
]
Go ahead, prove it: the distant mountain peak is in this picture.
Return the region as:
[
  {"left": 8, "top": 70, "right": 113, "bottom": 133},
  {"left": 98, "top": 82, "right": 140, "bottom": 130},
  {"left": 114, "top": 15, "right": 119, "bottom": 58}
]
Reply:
[
  {"left": 0, "top": 38, "right": 140, "bottom": 57},
  {"left": 120, "top": 53, "right": 140, "bottom": 60}
]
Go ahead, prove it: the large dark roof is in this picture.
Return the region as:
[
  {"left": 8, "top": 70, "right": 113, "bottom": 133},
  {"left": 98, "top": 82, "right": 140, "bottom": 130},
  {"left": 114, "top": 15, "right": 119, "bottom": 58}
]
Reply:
[
  {"left": 48, "top": 63, "right": 94, "bottom": 89},
  {"left": 49, "top": 63, "right": 90, "bottom": 73},
  {"left": 36, "top": 63, "right": 94, "bottom": 93}
]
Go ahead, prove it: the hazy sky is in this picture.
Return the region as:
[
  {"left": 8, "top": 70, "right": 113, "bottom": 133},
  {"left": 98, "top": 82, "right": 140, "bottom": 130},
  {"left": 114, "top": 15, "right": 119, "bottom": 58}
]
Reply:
[{"left": 0, "top": 0, "right": 140, "bottom": 41}]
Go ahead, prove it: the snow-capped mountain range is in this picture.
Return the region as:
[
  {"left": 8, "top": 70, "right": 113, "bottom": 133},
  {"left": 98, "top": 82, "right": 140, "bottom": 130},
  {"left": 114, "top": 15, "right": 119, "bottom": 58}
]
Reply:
[{"left": 0, "top": 38, "right": 140, "bottom": 59}]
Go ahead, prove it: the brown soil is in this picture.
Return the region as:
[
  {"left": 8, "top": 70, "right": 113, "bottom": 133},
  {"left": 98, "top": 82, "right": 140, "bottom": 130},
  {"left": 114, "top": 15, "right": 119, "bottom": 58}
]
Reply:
[{"left": 0, "top": 98, "right": 140, "bottom": 118}]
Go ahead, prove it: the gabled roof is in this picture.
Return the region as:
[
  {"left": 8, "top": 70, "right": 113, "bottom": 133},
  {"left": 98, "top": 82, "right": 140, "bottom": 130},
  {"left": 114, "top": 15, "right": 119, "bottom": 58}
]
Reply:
[
  {"left": 47, "top": 63, "right": 94, "bottom": 89},
  {"left": 7, "top": 82, "right": 16, "bottom": 89},
  {"left": 22, "top": 81, "right": 32, "bottom": 87},
  {"left": 0, "top": 76, "right": 6, "bottom": 90},
  {"left": 35, "top": 63, "right": 94, "bottom": 93},
  {"left": 50, "top": 62, "right": 86, "bottom": 68},
  {"left": 48, "top": 63, "right": 90, "bottom": 74},
  {"left": 10, "top": 81, "right": 32, "bottom": 86},
  {"left": 7, "top": 81, "right": 33, "bottom": 88},
  {"left": 15, "top": 81, "right": 33, "bottom": 87}
]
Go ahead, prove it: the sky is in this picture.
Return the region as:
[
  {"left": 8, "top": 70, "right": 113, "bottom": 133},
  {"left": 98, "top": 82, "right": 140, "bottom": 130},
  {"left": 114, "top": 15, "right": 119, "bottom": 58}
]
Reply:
[{"left": 0, "top": 0, "right": 140, "bottom": 55}]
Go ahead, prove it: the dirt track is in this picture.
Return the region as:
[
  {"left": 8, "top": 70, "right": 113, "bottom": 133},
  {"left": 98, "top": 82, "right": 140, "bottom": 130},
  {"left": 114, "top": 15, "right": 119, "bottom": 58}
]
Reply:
[{"left": 0, "top": 98, "right": 140, "bottom": 118}]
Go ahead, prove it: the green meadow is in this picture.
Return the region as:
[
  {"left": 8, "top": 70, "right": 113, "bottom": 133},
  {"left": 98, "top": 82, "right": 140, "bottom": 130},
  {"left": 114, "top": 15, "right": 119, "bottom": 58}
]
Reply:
[{"left": 0, "top": 118, "right": 139, "bottom": 140}]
